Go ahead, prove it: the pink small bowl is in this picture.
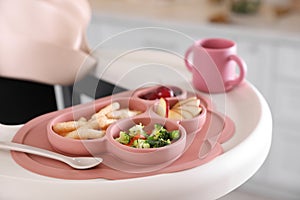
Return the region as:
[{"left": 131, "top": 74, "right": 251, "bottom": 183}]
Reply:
[
  {"left": 176, "top": 104, "right": 207, "bottom": 134},
  {"left": 151, "top": 99, "right": 207, "bottom": 134},
  {"left": 106, "top": 117, "right": 186, "bottom": 165},
  {"left": 47, "top": 110, "right": 107, "bottom": 156},
  {"left": 47, "top": 97, "right": 148, "bottom": 156}
]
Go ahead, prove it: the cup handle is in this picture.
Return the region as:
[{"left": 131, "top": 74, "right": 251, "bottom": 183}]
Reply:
[
  {"left": 184, "top": 46, "right": 194, "bottom": 72},
  {"left": 226, "top": 55, "right": 247, "bottom": 89}
]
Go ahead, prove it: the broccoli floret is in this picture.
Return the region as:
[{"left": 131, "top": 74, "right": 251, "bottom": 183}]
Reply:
[
  {"left": 147, "top": 137, "right": 171, "bottom": 148},
  {"left": 170, "top": 130, "right": 180, "bottom": 140},
  {"left": 154, "top": 138, "right": 171, "bottom": 148},
  {"left": 132, "top": 139, "right": 150, "bottom": 148},
  {"left": 115, "top": 131, "right": 130, "bottom": 144},
  {"left": 151, "top": 124, "right": 169, "bottom": 140}
]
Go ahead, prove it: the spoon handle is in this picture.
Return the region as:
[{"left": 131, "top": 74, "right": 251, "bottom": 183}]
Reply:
[{"left": 0, "top": 141, "right": 66, "bottom": 163}]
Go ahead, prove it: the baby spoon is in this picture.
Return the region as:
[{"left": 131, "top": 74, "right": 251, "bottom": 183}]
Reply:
[{"left": 0, "top": 141, "right": 102, "bottom": 170}]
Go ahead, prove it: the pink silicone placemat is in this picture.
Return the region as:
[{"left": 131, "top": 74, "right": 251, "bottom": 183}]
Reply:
[{"left": 11, "top": 108, "right": 234, "bottom": 180}]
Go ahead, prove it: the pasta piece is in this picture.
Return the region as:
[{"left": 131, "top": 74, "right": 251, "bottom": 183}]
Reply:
[
  {"left": 52, "top": 118, "right": 87, "bottom": 135},
  {"left": 91, "top": 102, "right": 120, "bottom": 119},
  {"left": 96, "top": 116, "right": 117, "bottom": 130},
  {"left": 65, "top": 127, "right": 105, "bottom": 139},
  {"left": 106, "top": 109, "right": 141, "bottom": 119}
]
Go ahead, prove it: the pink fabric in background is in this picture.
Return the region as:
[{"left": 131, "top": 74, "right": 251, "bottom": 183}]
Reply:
[{"left": 0, "top": 0, "right": 96, "bottom": 85}]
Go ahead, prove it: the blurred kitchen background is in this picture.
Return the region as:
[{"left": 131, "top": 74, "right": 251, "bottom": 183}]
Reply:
[{"left": 62, "top": 0, "right": 299, "bottom": 199}]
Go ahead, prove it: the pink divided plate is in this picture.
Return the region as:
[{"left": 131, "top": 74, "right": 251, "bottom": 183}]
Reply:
[{"left": 11, "top": 85, "right": 235, "bottom": 180}]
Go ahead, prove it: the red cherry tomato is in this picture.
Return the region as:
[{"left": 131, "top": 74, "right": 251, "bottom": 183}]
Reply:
[
  {"left": 141, "top": 86, "right": 177, "bottom": 100},
  {"left": 156, "top": 86, "right": 174, "bottom": 98}
]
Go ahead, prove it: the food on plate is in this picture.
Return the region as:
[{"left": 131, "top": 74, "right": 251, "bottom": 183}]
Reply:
[
  {"left": 156, "top": 97, "right": 202, "bottom": 120},
  {"left": 141, "top": 86, "right": 180, "bottom": 100},
  {"left": 52, "top": 102, "right": 141, "bottom": 140},
  {"left": 115, "top": 123, "right": 180, "bottom": 149},
  {"left": 52, "top": 117, "right": 87, "bottom": 134},
  {"left": 64, "top": 128, "right": 106, "bottom": 140},
  {"left": 168, "top": 110, "right": 182, "bottom": 120},
  {"left": 156, "top": 98, "right": 169, "bottom": 118}
]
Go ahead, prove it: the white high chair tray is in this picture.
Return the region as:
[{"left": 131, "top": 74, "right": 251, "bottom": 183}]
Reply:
[{"left": 0, "top": 81, "right": 272, "bottom": 200}]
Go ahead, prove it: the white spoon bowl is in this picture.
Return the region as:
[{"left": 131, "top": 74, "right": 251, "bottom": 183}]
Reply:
[{"left": 0, "top": 141, "right": 102, "bottom": 170}]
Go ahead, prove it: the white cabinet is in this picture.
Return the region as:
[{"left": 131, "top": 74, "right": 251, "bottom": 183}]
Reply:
[
  {"left": 88, "top": 16, "right": 194, "bottom": 56},
  {"left": 236, "top": 40, "right": 273, "bottom": 95},
  {"left": 268, "top": 125, "right": 300, "bottom": 190},
  {"left": 263, "top": 43, "right": 300, "bottom": 195},
  {"left": 273, "top": 43, "right": 300, "bottom": 124},
  {"left": 276, "top": 44, "right": 300, "bottom": 80},
  {"left": 273, "top": 80, "right": 300, "bottom": 123}
]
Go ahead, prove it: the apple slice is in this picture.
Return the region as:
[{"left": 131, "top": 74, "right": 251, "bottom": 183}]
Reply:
[
  {"left": 177, "top": 105, "right": 202, "bottom": 117},
  {"left": 172, "top": 107, "right": 194, "bottom": 119},
  {"left": 168, "top": 109, "right": 183, "bottom": 120},
  {"left": 173, "top": 97, "right": 200, "bottom": 108},
  {"left": 180, "top": 109, "right": 194, "bottom": 119},
  {"left": 156, "top": 98, "right": 169, "bottom": 117},
  {"left": 186, "top": 99, "right": 200, "bottom": 107}
]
